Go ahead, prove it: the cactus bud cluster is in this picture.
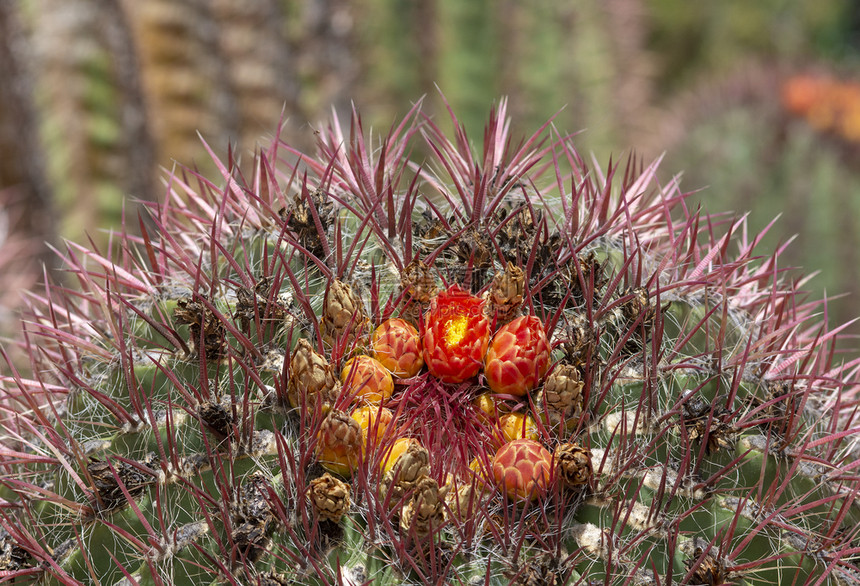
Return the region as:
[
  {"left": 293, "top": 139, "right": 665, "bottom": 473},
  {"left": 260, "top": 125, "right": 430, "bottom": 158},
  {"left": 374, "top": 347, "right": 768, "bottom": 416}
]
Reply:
[{"left": 1, "top": 100, "right": 859, "bottom": 585}]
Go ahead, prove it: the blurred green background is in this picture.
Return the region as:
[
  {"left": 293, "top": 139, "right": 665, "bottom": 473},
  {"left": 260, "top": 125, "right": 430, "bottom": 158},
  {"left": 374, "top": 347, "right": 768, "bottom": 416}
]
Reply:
[{"left": 2, "top": 0, "right": 860, "bottom": 345}]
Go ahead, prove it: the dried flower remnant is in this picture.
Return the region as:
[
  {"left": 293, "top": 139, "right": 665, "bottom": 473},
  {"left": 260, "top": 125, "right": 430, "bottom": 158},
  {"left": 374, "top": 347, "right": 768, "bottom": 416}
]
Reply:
[
  {"left": 554, "top": 443, "right": 593, "bottom": 488},
  {"left": 279, "top": 188, "right": 334, "bottom": 258},
  {"left": 399, "top": 258, "right": 437, "bottom": 324},
  {"left": 87, "top": 457, "right": 158, "bottom": 516},
  {"left": 287, "top": 338, "right": 339, "bottom": 411},
  {"left": 680, "top": 538, "right": 733, "bottom": 586},
  {"left": 562, "top": 312, "right": 598, "bottom": 365},
  {"left": 0, "top": 530, "right": 33, "bottom": 573},
  {"left": 678, "top": 394, "right": 736, "bottom": 455},
  {"left": 445, "top": 477, "right": 488, "bottom": 524},
  {"left": 609, "top": 286, "right": 662, "bottom": 356},
  {"left": 233, "top": 276, "right": 290, "bottom": 333},
  {"left": 380, "top": 439, "right": 431, "bottom": 506},
  {"left": 174, "top": 296, "right": 227, "bottom": 360},
  {"left": 308, "top": 473, "right": 351, "bottom": 523},
  {"left": 484, "top": 261, "right": 525, "bottom": 325},
  {"left": 537, "top": 363, "right": 586, "bottom": 430},
  {"left": 399, "top": 475, "right": 448, "bottom": 537},
  {"left": 197, "top": 399, "right": 235, "bottom": 440},
  {"left": 321, "top": 278, "right": 369, "bottom": 349}
]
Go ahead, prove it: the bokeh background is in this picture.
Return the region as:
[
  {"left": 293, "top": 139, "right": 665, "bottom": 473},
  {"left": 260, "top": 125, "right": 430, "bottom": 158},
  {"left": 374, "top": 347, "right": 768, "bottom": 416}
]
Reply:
[{"left": 2, "top": 0, "right": 860, "bottom": 351}]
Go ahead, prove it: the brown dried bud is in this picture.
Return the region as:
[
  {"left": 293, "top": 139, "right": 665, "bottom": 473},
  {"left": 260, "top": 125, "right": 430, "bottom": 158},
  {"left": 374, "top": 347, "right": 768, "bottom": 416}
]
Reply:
[
  {"left": 386, "top": 440, "right": 430, "bottom": 486},
  {"left": 453, "top": 228, "right": 495, "bottom": 277},
  {"left": 87, "top": 457, "right": 158, "bottom": 515},
  {"left": 399, "top": 475, "right": 448, "bottom": 537},
  {"left": 380, "top": 440, "right": 431, "bottom": 506},
  {"left": 445, "top": 480, "right": 486, "bottom": 523},
  {"left": 617, "top": 286, "right": 664, "bottom": 355},
  {"left": 228, "top": 472, "right": 275, "bottom": 568},
  {"left": 287, "top": 339, "right": 338, "bottom": 412},
  {"left": 621, "top": 286, "right": 652, "bottom": 323},
  {"left": 308, "top": 473, "right": 351, "bottom": 523},
  {"left": 228, "top": 473, "right": 274, "bottom": 565},
  {"left": 399, "top": 259, "right": 437, "bottom": 324},
  {"left": 321, "top": 279, "right": 369, "bottom": 348},
  {"left": 258, "top": 573, "right": 291, "bottom": 586},
  {"left": 233, "top": 276, "right": 291, "bottom": 333},
  {"left": 554, "top": 443, "right": 593, "bottom": 488},
  {"left": 537, "top": 364, "right": 585, "bottom": 430},
  {"left": 509, "top": 552, "right": 566, "bottom": 586},
  {"left": 681, "top": 538, "right": 731, "bottom": 585},
  {"left": 0, "top": 531, "right": 32, "bottom": 572},
  {"left": 197, "top": 400, "right": 234, "bottom": 440},
  {"left": 279, "top": 189, "right": 333, "bottom": 258},
  {"left": 572, "top": 251, "right": 608, "bottom": 293},
  {"left": 174, "top": 296, "right": 227, "bottom": 361},
  {"left": 563, "top": 313, "right": 597, "bottom": 365},
  {"left": 231, "top": 520, "right": 270, "bottom": 564},
  {"left": 235, "top": 472, "right": 273, "bottom": 524},
  {"left": 485, "top": 262, "right": 524, "bottom": 324}
]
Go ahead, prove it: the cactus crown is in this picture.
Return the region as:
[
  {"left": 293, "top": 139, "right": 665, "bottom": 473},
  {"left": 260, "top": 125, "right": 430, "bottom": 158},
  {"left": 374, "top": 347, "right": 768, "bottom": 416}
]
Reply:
[{"left": 2, "top": 98, "right": 860, "bottom": 585}]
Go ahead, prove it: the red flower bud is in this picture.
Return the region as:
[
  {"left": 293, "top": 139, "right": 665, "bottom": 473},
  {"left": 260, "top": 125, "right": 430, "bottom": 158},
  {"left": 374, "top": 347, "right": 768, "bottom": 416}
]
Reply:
[{"left": 484, "top": 315, "right": 551, "bottom": 396}]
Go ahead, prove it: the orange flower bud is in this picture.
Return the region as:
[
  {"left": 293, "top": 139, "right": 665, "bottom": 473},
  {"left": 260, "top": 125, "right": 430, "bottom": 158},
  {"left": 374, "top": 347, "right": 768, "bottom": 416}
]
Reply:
[
  {"left": 372, "top": 318, "right": 424, "bottom": 378},
  {"left": 492, "top": 439, "right": 552, "bottom": 503},
  {"left": 341, "top": 355, "right": 394, "bottom": 405},
  {"left": 316, "top": 410, "right": 362, "bottom": 476}
]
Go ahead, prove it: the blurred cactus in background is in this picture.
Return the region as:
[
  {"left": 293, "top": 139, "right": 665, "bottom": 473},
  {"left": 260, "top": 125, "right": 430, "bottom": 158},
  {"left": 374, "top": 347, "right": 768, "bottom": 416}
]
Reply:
[
  {"left": 649, "top": 62, "right": 860, "bottom": 345},
  {"left": 2, "top": 0, "right": 850, "bottom": 239},
  {"left": 2, "top": 0, "right": 859, "bottom": 346}
]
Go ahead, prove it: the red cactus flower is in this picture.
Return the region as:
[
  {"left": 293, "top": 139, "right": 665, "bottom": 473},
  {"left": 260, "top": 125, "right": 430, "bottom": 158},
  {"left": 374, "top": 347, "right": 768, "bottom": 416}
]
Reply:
[
  {"left": 492, "top": 439, "right": 552, "bottom": 502},
  {"left": 422, "top": 285, "right": 490, "bottom": 383},
  {"left": 484, "top": 315, "right": 551, "bottom": 396}
]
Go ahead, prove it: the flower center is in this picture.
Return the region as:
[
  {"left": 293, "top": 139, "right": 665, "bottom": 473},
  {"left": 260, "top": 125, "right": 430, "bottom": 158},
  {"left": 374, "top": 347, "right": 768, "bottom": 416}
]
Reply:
[{"left": 444, "top": 315, "right": 468, "bottom": 348}]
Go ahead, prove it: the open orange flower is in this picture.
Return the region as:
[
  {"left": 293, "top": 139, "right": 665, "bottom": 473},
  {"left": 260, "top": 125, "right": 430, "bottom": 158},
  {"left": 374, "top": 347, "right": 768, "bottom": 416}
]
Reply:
[{"left": 422, "top": 285, "right": 490, "bottom": 383}]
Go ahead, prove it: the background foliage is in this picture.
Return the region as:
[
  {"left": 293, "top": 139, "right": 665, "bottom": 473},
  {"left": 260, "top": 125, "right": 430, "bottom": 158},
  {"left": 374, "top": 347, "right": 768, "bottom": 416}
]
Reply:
[{"left": 1, "top": 0, "right": 860, "bottom": 344}]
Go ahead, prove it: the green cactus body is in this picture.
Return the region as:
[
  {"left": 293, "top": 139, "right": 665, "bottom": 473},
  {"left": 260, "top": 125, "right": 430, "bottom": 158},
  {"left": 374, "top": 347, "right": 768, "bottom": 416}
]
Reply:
[{"left": 2, "top": 100, "right": 859, "bottom": 585}]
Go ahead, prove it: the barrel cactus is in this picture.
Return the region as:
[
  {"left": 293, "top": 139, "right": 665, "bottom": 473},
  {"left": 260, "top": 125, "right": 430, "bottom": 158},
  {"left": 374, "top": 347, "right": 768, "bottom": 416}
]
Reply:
[{"left": 2, "top": 99, "right": 859, "bottom": 585}]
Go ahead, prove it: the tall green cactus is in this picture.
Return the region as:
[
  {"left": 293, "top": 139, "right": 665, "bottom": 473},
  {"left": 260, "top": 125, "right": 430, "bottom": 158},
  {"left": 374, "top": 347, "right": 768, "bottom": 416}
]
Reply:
[{"left": 1, "top": 100, "right": 859, "bottom": 585}]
